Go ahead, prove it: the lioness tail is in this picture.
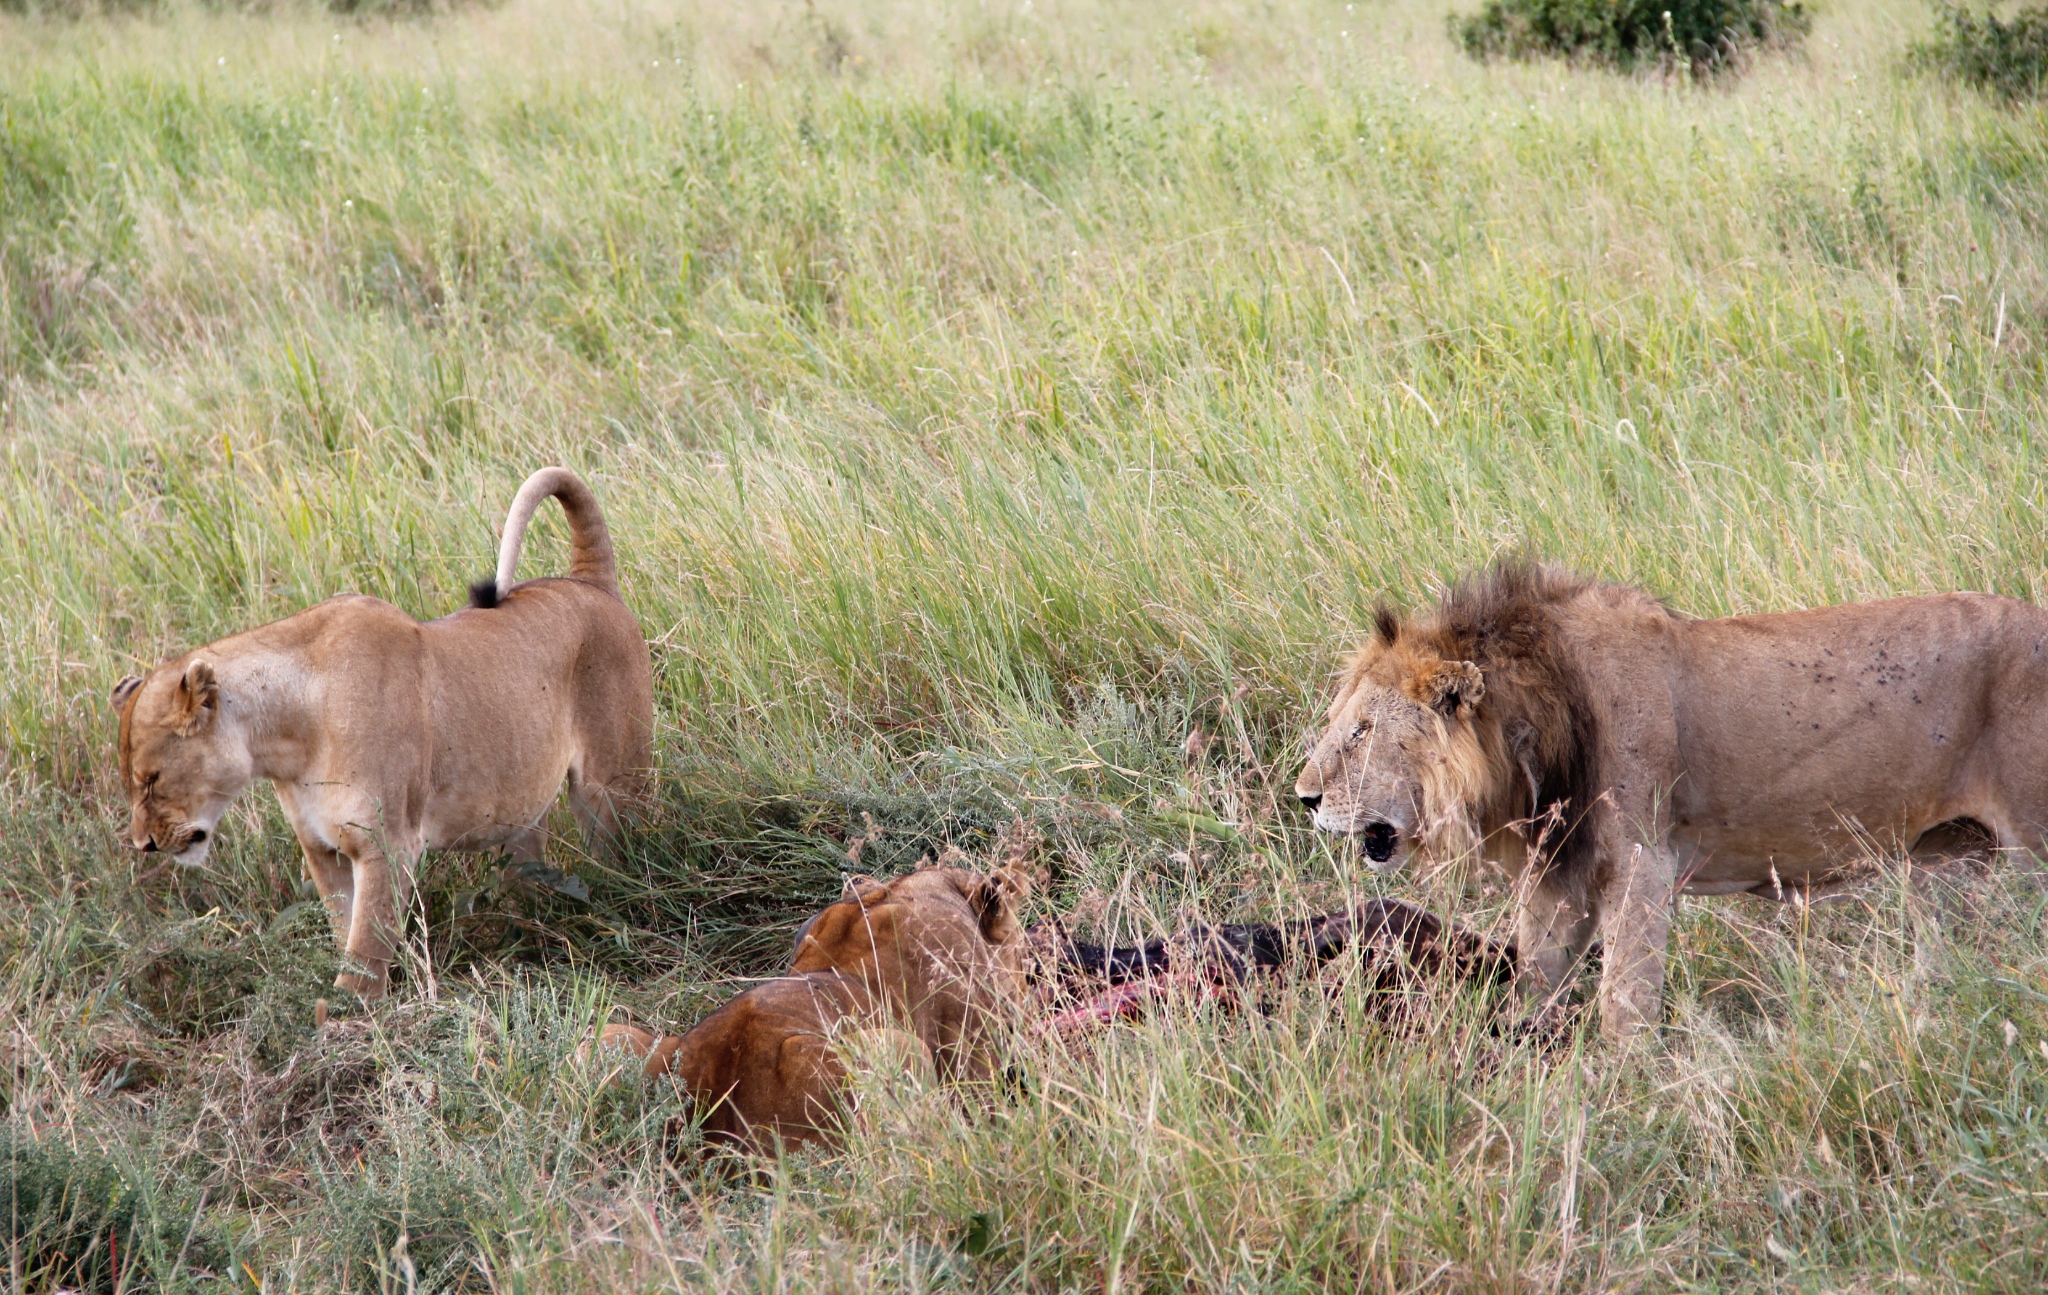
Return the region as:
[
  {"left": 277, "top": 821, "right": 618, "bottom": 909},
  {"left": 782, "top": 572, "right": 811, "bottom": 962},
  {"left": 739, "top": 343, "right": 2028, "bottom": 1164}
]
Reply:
[{"left": 473, "top": 466, "right": 618, "bottom": 607}]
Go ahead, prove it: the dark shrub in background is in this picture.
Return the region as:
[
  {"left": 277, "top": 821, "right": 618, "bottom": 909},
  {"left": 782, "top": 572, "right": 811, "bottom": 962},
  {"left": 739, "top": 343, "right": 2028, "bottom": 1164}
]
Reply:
[
  {"left": 1912, "top": 4, "right": 2048, "bottom": 98},
  {"left": 0, "top": 0, "right": 490, "bottom": 15},
  {"left": 1451, "top": 0, "right": 1812, "bottom": 75}
]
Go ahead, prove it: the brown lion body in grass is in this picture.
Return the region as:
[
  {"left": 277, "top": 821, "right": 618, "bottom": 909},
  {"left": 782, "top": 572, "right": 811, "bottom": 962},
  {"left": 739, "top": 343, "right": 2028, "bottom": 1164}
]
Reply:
[
  {"left": 1294, "top": 562, "right": 2048, "bottom": 1040},
  {"left": 589, "top": 865, "right": 1033, "bottom": 1156},
  {"left": 113, "top": 467, "right": 653, "bottom": 1000}
]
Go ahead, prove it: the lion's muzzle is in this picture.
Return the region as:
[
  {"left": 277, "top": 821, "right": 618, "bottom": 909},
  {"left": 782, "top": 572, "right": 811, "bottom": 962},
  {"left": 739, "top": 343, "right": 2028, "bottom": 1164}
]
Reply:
[{"left": 137, "top": 824, "right": 210, "bottom": 862}]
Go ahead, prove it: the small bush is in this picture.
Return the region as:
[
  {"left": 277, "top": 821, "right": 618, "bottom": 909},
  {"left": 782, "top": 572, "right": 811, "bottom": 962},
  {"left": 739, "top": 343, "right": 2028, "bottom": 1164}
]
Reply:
[
  {"left": 0, "top": 0, "right": 495, "bottom": 16},
  {"left": 324, "top": 0, "right": 512, "bottom": 15},
  {"left": 1451, "top": 0, "right": 1812, "bottom": 75},
  {"left": 0, "top": 1131, "right": 227, "bottom": 1292},
  {"left": 1912, "top": 3, "right": 2048, "bottom": 98},
  {"left": 0, "top": 0, "right": 152, "bottom": 15},
  {"left": 321, "top": 1156, "right": 489, "bottom": 1294}
]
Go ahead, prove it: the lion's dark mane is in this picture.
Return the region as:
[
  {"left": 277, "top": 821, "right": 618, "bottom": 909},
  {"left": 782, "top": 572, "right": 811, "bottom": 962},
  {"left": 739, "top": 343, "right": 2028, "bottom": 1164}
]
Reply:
[{"left": 1424, "top": 561, "right": 1628, "bottom": 877}]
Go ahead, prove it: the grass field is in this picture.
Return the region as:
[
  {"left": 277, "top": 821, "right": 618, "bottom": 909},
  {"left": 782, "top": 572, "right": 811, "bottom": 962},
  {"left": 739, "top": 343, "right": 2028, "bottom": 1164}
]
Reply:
[{"left": 5, "top": 0, "right": 2048, "bottom": 1288}]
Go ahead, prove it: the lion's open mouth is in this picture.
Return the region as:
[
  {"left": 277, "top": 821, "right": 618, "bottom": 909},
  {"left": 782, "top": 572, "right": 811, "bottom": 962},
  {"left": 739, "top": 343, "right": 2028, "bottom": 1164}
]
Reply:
[{"left": 1360, "top": 822, "right": 1399, "bottom": 864}]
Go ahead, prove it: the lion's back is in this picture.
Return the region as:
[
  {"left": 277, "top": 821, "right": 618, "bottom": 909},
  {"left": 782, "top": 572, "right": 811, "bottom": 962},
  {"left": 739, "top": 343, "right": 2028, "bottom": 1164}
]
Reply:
[{"left": 671, "top": 976, "right": 850, "bottom": 1149}]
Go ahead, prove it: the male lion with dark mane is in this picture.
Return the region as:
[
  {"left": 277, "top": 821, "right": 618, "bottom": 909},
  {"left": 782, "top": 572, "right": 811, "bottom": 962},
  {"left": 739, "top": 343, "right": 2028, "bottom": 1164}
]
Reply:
[
  {"left": 112, "top": 467, "right": 653, "bottom": 1000},
  {"left": 1295, "top": 562, "right": 2048, "bottom": 1039}
]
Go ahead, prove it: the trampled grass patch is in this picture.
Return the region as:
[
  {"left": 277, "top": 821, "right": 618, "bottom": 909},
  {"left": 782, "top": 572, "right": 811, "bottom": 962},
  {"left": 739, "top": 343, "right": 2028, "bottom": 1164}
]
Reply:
[{"left": 4, "top": 0, "right": 2048, "bottom": 1288}]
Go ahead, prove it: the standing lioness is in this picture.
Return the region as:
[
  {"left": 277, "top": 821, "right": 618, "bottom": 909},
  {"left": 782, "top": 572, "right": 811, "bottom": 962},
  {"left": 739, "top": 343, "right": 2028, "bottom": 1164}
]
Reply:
[{"left": 112, "top": 467, "right": 653, "bottom": 999}]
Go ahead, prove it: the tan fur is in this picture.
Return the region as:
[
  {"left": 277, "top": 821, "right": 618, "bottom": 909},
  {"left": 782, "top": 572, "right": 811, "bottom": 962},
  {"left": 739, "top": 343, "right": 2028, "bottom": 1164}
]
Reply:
[
  {"left": 589, "top": 866, "right": 1033, "bottom": 1156},
  {"left": 1296, "top": 563, "right": 2048, "bottom": 1040},
  {"left": 112, "top": 467, "right": 653, "bottom": 999}
]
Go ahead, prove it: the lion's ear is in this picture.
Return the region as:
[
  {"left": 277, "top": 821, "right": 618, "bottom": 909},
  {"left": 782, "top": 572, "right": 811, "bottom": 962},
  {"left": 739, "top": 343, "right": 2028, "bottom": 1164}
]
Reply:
[
  {"left": 1372, "top": 605, "right": 1401, "bottom": 646},
  {"left": 988, "top": 866, "right": 1034, "bottom": 906},
  {"left": 174, "top": 660, "right": 220, "bottom": 737},
  {"left": 842, "top": 874, "right": 886, "bottom": 904},
  {"left": 1421, "top": 659, "right": 1484, "bottom": 717},
  {"left": 111, "top": 675, "right": 143, "bottom": 710},
  {"left": 972, "top": 867, "right": 1031, "bottom": 943}
]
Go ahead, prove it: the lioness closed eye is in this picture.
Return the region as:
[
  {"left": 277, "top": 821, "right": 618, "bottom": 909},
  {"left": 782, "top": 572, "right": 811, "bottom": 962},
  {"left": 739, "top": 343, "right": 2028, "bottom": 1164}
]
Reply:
[
  {"left": 112, "top": 467, "right": 654, "bottom": 999},
  {"left": 1296, "top": 560, "right": 2048, "bottom": 1040}
]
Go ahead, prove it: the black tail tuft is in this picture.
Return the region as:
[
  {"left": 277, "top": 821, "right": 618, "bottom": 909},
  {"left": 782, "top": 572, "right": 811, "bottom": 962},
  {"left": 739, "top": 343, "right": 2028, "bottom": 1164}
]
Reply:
[{"left": 468, "top": 578, "right": 501, "bottom": 609}]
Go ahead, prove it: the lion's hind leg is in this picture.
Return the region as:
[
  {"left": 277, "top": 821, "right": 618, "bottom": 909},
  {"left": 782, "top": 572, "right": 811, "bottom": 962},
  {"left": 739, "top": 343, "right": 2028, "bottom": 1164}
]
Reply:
[
  {"left": 564, "top": 625, "right": 654, "bottom": 858},
  {"left": 503, "top": 824, "right": 547, "bottom": 864},
  {"left": 565, "top": 717, "right": 651, "bottom": 858},
  {"left": 1903, "top": 817, "right": 2002, "bottom": 986},
  {"left": 751, "top": 1033, "right": 850, "bottom": 1153},
  {"left": 576, "top": 1023, "right": 685, "bottom": 1083},
  {"left": 566, "top": 766, "right": 629, "bottom": 852},
  {"left": 493, "top": 822, "right": 553, "bottom": 899}
]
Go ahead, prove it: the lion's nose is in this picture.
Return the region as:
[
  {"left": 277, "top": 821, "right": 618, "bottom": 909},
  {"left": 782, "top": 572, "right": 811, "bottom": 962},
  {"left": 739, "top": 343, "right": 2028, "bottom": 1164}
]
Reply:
[
  {"left": 1361, "top": 821, "right": 1399, "bottom": 864},
  {"left": 1298, "top": 792, "right": 1322, "bottom": 811},
  {"left": 139, "top": 835, "right": 159, "bottom": 853}
]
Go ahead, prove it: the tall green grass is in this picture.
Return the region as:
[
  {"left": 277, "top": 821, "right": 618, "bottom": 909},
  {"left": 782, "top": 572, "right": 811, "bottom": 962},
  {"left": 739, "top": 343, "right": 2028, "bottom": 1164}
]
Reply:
[{"left": 4, "top": 0, "right": 2048, "bottom": 1288}]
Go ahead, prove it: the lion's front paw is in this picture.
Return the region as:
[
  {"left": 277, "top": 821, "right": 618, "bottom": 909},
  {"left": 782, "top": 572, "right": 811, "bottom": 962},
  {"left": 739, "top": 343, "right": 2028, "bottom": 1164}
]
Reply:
[
  {"left": 334, "top": 966, "right": 390, "bottom": 1001},
  {"left": 1509, "top": 1000, "right": 1578, "bottom": 1050}
]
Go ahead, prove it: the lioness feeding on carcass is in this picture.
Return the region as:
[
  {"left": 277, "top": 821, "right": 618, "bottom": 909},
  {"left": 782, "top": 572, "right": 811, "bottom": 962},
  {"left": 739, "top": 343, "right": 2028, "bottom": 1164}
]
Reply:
[
  {"left": 1296, "top": 561, "right": 2048, "bottom": 1040},
  {"left": 587, "top": 865, "right": 1036, "bottom": 1156},
  {"left": 591, "top": 873, "right": 1515, "bottom": 1158},
  {"left": 111, "top": 467, "right": 654, "bottom": 1000}
]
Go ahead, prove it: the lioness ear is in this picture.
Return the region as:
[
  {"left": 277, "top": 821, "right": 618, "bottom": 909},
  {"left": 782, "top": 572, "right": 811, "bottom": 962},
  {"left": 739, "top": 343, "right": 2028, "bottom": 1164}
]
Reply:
[
  {"left": 972, "top": 868, "right": 1031, "bottom": 943},
  {"left": 111, "top": 675, "right": 143, "bottom": 710},
  {"left": 1421, "top": 659, "right": 1484, "bottom": 717},
  {"left": 174, "top": 660, "right": 220, "bottom": 737}
]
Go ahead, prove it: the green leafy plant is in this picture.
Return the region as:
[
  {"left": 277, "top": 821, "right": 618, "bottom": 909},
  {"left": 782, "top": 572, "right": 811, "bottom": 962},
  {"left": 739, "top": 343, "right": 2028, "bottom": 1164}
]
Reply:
[
  {"left": 320, "top": 1157, "right": 489, "bottom": 1294},
  {"left": 1451, "top": 0, "right": 1812, "bottom": 75},
  {"left": 0, "top": 1132, "right": 226, "bottom": 1292},
  {"left": 1911, "top": 3, "right": 2048, "bottom": 98}
]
